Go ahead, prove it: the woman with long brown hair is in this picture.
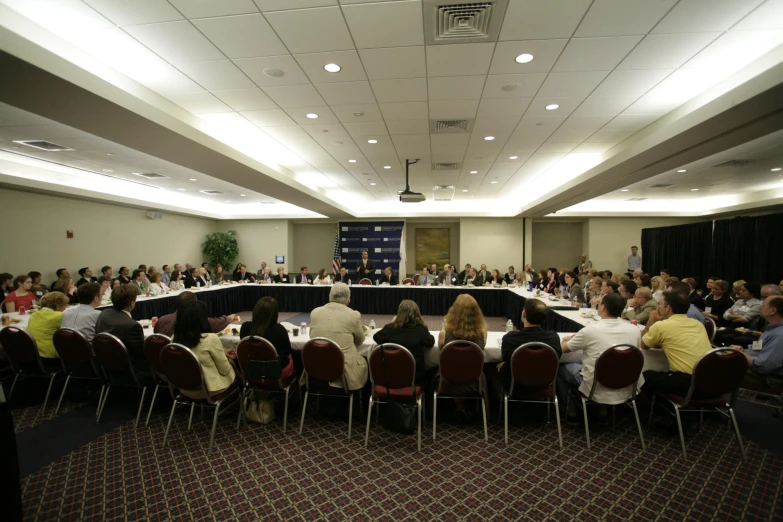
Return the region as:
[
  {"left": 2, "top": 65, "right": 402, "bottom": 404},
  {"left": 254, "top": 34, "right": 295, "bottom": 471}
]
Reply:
[{"left": 374, "top": 300, "right": 435, "bottom": 384}]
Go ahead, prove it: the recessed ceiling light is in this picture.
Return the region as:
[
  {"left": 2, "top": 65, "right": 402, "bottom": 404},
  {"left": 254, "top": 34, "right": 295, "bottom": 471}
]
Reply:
[
  {"left": 189, "top": 178, "right": 197, "bottom": 181},
  {"left": 305, "top": 113, "right": 319, "bottom": 119},
  {"left": 240, "top": 194, "right": 246, "bottom": 197},
  {"left": 348, "top": 159, "right": 357, "bottom": 163},
  {"left": 102, "top": 169, "right": 113, "bottom": 173},
  {"left": 106, "top": 152, "right": 114, "bottom": 156},
  {"left": 677, "top": 169, "right": 687, "bottom": 173},
  {"left": 509, "top": 156, "right": 518, "bottom": 160},
  {"left": 369, "top": 182, "right": 376, "bottom": 186},
  {"left": 177, "top": 188, "right": 186, "bottom": 191},
  {"left": 383, "top": 165, "right": 391, "bottom": 169},
  {"left": 621, "top": 189, "right": 629, "bottom": 192},
  {"left": 545, "top": 104, "right": 560, "bottom": 111},
  {"left": 367, "top": 139, "right": 377, "bottom": 144},
  {"left": 225, "top": 200, "right": 231, "bottom": 202},
  {"left": 323, "top": 63, "right": 341, "bottom": 73},
  {"left": 462, "top": 189, "right": 468, "bottom": 192},
  {"left": 353, "top": 112, "right": 364, "bottom": 117},
  {"left": 772, "top": 167, "right": 782, "bottom": 172},
  {"left": 691, "top": 188, "right": 699, "bottom": 191},
  {"left": 490, "top": 180, "right": 498, "bottom": 184},
  {"left": 515, "top": 53, "right": 534, "bottom": 64},
  {"left": 470, "top": 170, "right": 478, "bottom": 174},
  {"left": 484, "top": 136, "right": 495, "bottom": 141}
]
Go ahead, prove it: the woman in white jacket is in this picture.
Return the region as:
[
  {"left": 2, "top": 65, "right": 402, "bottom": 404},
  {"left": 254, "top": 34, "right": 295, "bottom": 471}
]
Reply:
[
  {"left": 148, "top": 273, "right": 170, "bottom": 296},
  {"left": 313, "top": 268, "right": 332, "bottom": 285}
]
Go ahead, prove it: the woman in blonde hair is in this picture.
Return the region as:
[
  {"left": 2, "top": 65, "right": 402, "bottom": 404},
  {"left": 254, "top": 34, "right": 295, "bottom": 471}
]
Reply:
[
  {"left": 374, "top": 300, "right": 435, "bottom": 384},
  {"left": 650, "top": 275, "right": 665, "bottom": 302}
]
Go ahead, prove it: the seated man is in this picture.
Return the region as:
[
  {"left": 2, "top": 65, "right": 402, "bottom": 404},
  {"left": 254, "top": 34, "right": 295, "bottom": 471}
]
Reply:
[
  {"left": 714, "top": 282, "right": 763, "bottom": 346},
  {"left": 558, "top": 293, "right": 642, "bottom": 418},
  {"left": 641, "top": 291, "right": 712, "bottom": 397},
  {"left": 732, "top": 295, "right": 783, "bottom": 391},
  {"left": 725, "top": 284, "right": 782, "bottom": 347},
  {"left": 295, "top": 266, "right": 312, "bottom": 285},
  {"left": 153, "top": 291, "right": 235, "bottom": 337},
  {"left": 417, "top": 266, "right": 433, "bottom": 286},
  {"left": 459, "top": 264, "right": 472, "bottom": 285},
  {"left": 668, "top": 282, "right": 705, "bottom": 323},
  {"left": 256, "top": 261, "right": 268, "bottom": 280},
  {"left": 439, "top": 264, "right": 459, "bottom": 286},
  {"left": 61, "top": 282, "right": 103, "bottom": 342},
  {"left": 131, "top": 269, "right": 149, "bottom": 294},
  {"left": 258, "top": 267, "right": 273, "bottom": 284},
  {"left": 307, "top": 283, "right": 367, "bottom": 390},
  {"left": 233, "top": 264, "right": 256, "bottom": 283},
  {"left": 683, "top": 277, "right": 705, "bottom": 311},
  {"left": 333, "top": 266, "right": 351, "bottom": 284},
  {"left": 619, "top": 280, "right": 638, "bottom": 300},
  {"left": 500, "top": 299, "right": 561, "bottom": 389},
  {"left": 467, "top": 267, "right": 484, "bottom": 287},
  {"left": 379, "top": 267, "right": 398, "bottom": 285},
  {"left": 430, "top": 264, "right": 439, "bottom": 278},
  {"left": 621, "top": 287, "right": 658, "bottom": 325}
]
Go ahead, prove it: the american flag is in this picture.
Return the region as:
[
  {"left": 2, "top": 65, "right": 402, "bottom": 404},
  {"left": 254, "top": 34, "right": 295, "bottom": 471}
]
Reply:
[{"left": 332, "top": 230, "right": 341, "bottom": 277}]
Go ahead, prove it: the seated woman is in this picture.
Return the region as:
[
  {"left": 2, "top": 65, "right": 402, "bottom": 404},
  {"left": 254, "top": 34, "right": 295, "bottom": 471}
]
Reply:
[
  {"left": 373, "top": 300, "right": 435, "bottom": 385},
  {"left": 563, "top": 271, "right": 585, "bottom": 306},
  {"left": 169, "top": 270, "right": 185, "bottom": 291},
  {"left": 211, "top": 264, "right": 225, "bottom": 284},
  {"left": 536, "top": 269, "right": 549, "bottom": 292},
  {"left": 52, "top": 277, "right": 78, "bottom": 306},
  {"left": 704, "top": 279, "right": 734, "bottom": 327},
  {"left": 27, "top": 291, "right": 69, "bottom": 370},
  {"left": 437, "top": 294, "right": 488, "bottom": 416},
  {"left": 173, "top": 300, "right": 238, "bottom": 400},
  {"left": 148, "top": 273, "right": 169, "bottom": 296},
  {"left": 650, "top": 275, "right": 665, "bottom": 302},
  {"left": 636, "top": 273, "right": 651, "bottom": 289},
  {"left": 2, "top": 274, "right": 37, "bottom": 313},
  {"left": 1, "top": 272, "right": 13, "bottom": 297},
  {"left": 484, "top": 269, "right": 505, "bottom": 287},
  {"left": 313, "top": 268, "right": 332, "bottom": 285},
  {"left": 239, "top": 296, "right": 296, "bottom": 380},
  {"left": 273, "top": 267, "right": 289, "bottom": 284},
  {"left": 28, "top": 271, "right": 48, "bottom": 300}
]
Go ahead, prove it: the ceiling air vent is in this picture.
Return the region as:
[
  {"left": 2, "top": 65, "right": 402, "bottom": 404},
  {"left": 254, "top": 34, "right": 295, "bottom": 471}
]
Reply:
[
  {"left": 626, "top": 197, "right": 647, "bottom": 201},
  {"left": 433, "top": 185, "right": 455, "bottom": 201},
  {"left": 12, "top": 140, "right": 72, "bottom": 151},
  {"left": 431, "top": 119, "right": 474, "bottom": 133},
  {"left": 649, "top": 184, "right": 675, "bottom": 189},
  {"left": 133, "top": 172, "right": 168, "bottom": 179},
  {"left": 432, "top": 162, "right": 461, "bottom": 170},
  {"left": 712, "top": 159, "right": 755, "bottom": 168},
  {"left": 200, "top": 190, "right": 222, "bottom": 195},
  {"left": 424, "top": 0, "right": 508, "bottom": 45}
]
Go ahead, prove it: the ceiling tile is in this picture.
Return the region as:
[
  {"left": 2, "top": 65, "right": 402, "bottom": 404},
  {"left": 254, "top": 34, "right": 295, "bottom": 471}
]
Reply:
[
  {"left": 601, "top": 113, "right": 660, "bottom": 132},
  {"left": 264, "top": 7, "right": 354, "bottom": 53},
  {"left": 124, "top": 21, "right": 224, "bottom": 63},
  {"left": 572, "top": 96, "right": 637, "bottom": 116},
  {"left": 591, "top": 69, "right": 673, "bottom": 97},
  {"left": 379, "top": 102, "right": 429, "bottom": 121},
  {"left": 342, "top": 0, "right": 424, "bottom": 49},
  {"left": 489, "top": 40, "right": 568, "bottom": 75},
  {"left": 177, "top": 61, "right": 256, "bottom": 91},
  {"left": 283, "top": 106, "right": 339, "bottom": 124},
  {"left": 211, "top": 89, "right": 278, "bottom": 111},
  {"left": 316, "top": 81, "right": 376, "bottom": 105},
  {"left": 428, "top": 100, "right": 480, "bottom": 120},
  {"left": 500, "top": 0, "right": 591, "bottom": 40},
  {"left": 262, "top": 84, "right": 325, "bottom": 107},
  {"left": 426, "top": 43, "right": 495, "bottom": 77},
  {"left": 574, "top": 0, "right": 677, "bottom": 37},
  {"left": 371, "top": 78, "right": 428, "bottom": 103},
  {"left": 261, "top": 125, "right": 310, "bottom": 140},
  {"left": 242, "top": 109, "right": 297, "bottom": 126},
  {"left": 652, "top": 0, "right": 765, "bottom": 34},
  {"left": 618, "top": 33, "right": 721, "bottom": 70},
  {"left": 482, "top": 73, "right": 547, "bottom": 99},
  {"left": 428, "top": 77, "right": 487, "bottom": 104},
  {"left": 343, "top": 121, "right": 389, "bottom": 136},
  {"left": 553, "top": 36, "right": 642, "bottom": 72},
  {"left": 83, "top": 0, "right": 183, "bottom": 26},
  {"left": 233, "top": 55, "right": 311, "bottom": 86},
  {"left": 192, "top": 14, "right": 288, "bottom": 59},
  {"left": 732, "top": 0, "right": 783, "bottom": 30},
  {"left": 584, "top": 129, "right": 635, "bottom": 143},
  {"left": 477, "top": 98, "right": 531, "bottom": 119},
  {"left": 294, "top": 50, "right": 367, "bottom": 83},
  {"left": 359, "top": 47, "right": 426, "bottom": 80},
  {"left": 385, "top": 120, "right": 429, "bottom": 134},
  {"left": 165, "top": 92, "right": 233, "bottom": 113},
  {"left": 302, "top": 123, "right": 350, "bottom": 139},
  {"left": 330, "top": 104, "right": 384, "bottom": 122},
  {"left": 548, "top": 115, "right": 613, "bottom": 142},
  {"left": 254, "top": 0, "right": 336, "bottom": 11},
  {"left": 537, "top": 71, "right": 609, "bottom": 98},
  {"left": 573, "top": 142, "right": 615, "bottom": 153},
  {"left": 168, "top": 0, "right": 258, "bottom": 18}
]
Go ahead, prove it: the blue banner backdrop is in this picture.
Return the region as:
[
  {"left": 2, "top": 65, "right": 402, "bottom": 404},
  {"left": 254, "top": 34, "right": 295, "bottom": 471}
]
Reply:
[{"left": 340, "top": 221, "right": 404, "bottom": 280}]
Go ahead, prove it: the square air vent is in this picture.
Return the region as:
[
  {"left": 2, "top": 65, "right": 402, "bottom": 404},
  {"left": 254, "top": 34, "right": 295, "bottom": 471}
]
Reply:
[
  {"left": 133, "top": 172, "right": 168, "bottom": 179},
  {"left": 649, "top": 184, "right": 675, "bottom": 189},
  {"left": 433, "top": 162, "right": 461, "bottom": 170},
  {"left": 433, "top": 185, "right": 455, "bottom": 201},
  {"left": 431, "top": 119, "right": 474, "bottom": 133},
  {"left": 424, "top": 0, "right": 508, "bottom": 45},
  {"left": 12, "top": 140, "right": 72, "bottom": 151},
  {"left": 200, "top": 190, "right": 222, "bottom": 195}
]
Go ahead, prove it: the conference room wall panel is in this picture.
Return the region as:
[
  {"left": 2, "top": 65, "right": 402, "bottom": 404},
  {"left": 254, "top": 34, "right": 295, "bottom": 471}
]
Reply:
[
  {"left": 292, "top": 222, "right": 336, "bottom": 275},
  {"left": 531, "top": 221, "right": 583, "bottom": 272},
  {"left": 460, "top": 218, "right": 524, "bottom": 274},
  {"left": 0, "top": 188, "right": 215, "bottom": 281},
  {"left": 222, "top": 219, "right": 291, "bottom": 273}
]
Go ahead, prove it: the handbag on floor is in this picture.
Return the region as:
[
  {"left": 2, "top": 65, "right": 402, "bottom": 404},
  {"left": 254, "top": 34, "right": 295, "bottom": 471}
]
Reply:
[
  {"left": 245, "top": 397, "right": 275, "bottom": 424},
  {"left": 380, "top": 346, "right": 417, "bottom": 434}
]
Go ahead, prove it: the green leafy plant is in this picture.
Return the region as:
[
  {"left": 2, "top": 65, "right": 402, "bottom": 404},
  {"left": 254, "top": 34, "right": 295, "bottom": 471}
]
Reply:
[{"left": 201, "top": 230, "right": 239, "bottom": 271}]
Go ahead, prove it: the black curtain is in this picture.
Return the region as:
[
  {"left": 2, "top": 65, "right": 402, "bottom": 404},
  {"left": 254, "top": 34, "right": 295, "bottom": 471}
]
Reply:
[
  {"left": 712, "top": 214, "right": 783, "bottom": 285},
  {"left": 641, "top": 221, "right": 713, "bottom": 282}
]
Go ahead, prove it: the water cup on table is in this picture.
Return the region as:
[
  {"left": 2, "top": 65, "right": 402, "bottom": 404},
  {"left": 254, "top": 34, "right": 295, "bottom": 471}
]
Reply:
[{"left": 293, "top": 327, "right": 300, "bottom": 336}]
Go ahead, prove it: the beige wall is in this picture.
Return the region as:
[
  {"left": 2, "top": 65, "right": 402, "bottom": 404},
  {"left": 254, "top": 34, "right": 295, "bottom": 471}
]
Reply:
[
  {"left": 405, "top": 220, "right": 460, "bottom": 274},
  {"left": 0, "top": 188, "right": 216, "bottom": 282},
  {"left": 531, "top": 221, "right": 584, "bottom": 271},
  {"left": 459, "top": 218, "right": 524, "bottom": 273},
  {"left": 292, "top": 222, "right": 336, "bottom": 274},
  {"left": 221, "top": 219, "right": 291, "bottom": 273}
]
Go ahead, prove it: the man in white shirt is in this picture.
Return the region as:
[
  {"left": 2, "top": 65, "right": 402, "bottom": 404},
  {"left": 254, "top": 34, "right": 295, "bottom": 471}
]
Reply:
[
  {"left": 61, "top": 282, "right": 103, "bottom": 342},
  {"left": 557, "top": 292, "right": 643, "bottom": 419}
]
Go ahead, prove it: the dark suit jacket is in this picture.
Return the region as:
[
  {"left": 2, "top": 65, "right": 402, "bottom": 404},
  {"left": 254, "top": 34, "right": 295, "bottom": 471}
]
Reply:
[
  {"left": 459, "top": 270, "right": 470, "bottom": 285},
  {"left": 355, "top": 259, "right": 376, "bottom": 278},
  {"left": 194, "top": 276, "right": 209, "bottom": 287},
  {"left": 379, "top": 273, "right": 398, "bottom": 285},
  {"left": 257, "top": 271, "right": 273, "bottom": 283},
  {"left": 438, "top": 272, "right": 459, "bottom": 286},
  {"left": 334, "top": 273, "right": 352, "bottom": 284},
  {"left": 294, "top": 273, "right": 313, "bottom": 284},
  {"left": 500, "top": 327, "right": 562, "bottom": 388},
  {"left": 95, "top": 308, "right": 152, "bottom": 384},
  {"left": 470, "top": 273, "right": 485, "bottom": 286},
  {"left": 504, "top": 273, "right": 517, "bottom": 285},
  {"left": 689, "top": 291, "right": 705, "bottom": 311},
  {"left": 117, "top": 275, "right": 131, "bottom": 285},
  {"left": 273, "top": 274, "right": 290, "bottom": 284},
  {"left": 233, "top": 271, "right": 255, "bottom": 283},
  {"left": 704, "top": 294, "right": 734, "bottom": 327},
  {"left": 76, "top": 277, "right": 97, "bottom": 287},
  {"left": 182, "top": 271, "right": 197, "bottom": 288}
]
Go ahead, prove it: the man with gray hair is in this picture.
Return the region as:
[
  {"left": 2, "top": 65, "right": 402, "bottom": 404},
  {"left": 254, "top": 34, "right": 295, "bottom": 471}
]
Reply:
[
  {"left": 307, "top": 283, "right": 367, "bottom": 390},
  {"left": 621, "top": 287, "right": 657, "bottom": 325}
]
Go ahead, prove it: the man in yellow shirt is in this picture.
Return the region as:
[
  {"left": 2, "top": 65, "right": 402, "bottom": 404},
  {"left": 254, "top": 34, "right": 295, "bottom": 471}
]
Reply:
[{"left": 641, "top": 290, "right": 712, "bottom": 397}]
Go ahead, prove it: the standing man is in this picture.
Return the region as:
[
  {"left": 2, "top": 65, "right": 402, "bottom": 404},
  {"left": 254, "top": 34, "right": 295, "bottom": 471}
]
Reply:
[
  {"left": 355, "top": 251, "right": 376, "bottom": 280},
  {"left": 627, "top": 246, "right": 642, "bottom": 273}
]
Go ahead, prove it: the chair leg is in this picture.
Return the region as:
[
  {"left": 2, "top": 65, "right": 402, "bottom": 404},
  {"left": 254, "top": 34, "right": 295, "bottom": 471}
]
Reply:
[
  {"left": 40, "top": 373, "right": 58, "bottom": 415},
  {"left": 674, "top": 405, "right": 687, "bottom": 457},
  {"left": 554, "top": 396, "right": 563, "bottom": 450},
  {"left": 612, "top": 405, "right": 616, "bottom": 428},
  {"left": 134, "top": 387, "right": 148, "bottom": 428},
  {"left": 298, "top": 391, "right": 309, "bottom": 435},
  {"left": 97, "top": 385, "right": 111, "bottom": 423},
  {"left": 8, "top": 373, "right": 19, "bottom": 399},
  {"left": 53, "top": 374, "right": 71, "bottom": 418},
  {"left": 208, "top": 402, "right": 221, "bottom": 453},
  {"left": 503, "top": 395, "right": 509, "bottom": 446},
  {"left": 432, "top": 392, "right": 438, "bottom": 441},
  {"left": 481, "top": 395, "right": 488, "bottom": 443},
  {"left": 630, "top": 399, "right": 645, "bottom": 450},
  {"left": 282, "top": 386, "right": 290, "bottom": 434},
  {"left": 236, "top": 392, "right": 245, "bottom": 432},
  {"left": 728, "top": 407, "right": 746, "bottom": 461},
  {"left": 581, "top": 396, "right": 591, "bottom": 450},
  {"left": 698, "top": 409, "right": 704, "bottom": 431},
  {"left": 187, "top": 403, "right": 196, "bottom": 431},
  {"left": 347, "top": 394, "right": 354, "bottom": 441},
  {"left": 364, "top": 396, "right": 374, "bottom": 448},
  {"left": 162, "top": 400, "right": 177, "bottom": 448},
  {"left": 95, "top": 384, "right": 106, "bottom": 420},
  {"left": 647, "top": 393, "right": 657, "bottom": 430},
  {"left": 145, "top": 384, "right": 160, "bottom": 426},
  {"left": 417, "top": 396, "right": 422, "bottom": 452}
]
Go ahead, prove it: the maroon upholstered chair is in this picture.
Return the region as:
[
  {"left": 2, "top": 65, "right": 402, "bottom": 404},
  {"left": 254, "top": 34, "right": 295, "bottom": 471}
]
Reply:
[
  {"left": 364, "top": 343, "right": 422, "bottom": 451},
  {"left": 433, "top": 340, "right": 488, "bottom": 442},
  {"left": 566, "top": 344, "right": 645, "bottom": 450},
  {"left": 52, "top": 328, "right": 104, "bottom": 418},
  {"left": 648, "top": 347, "right": 747, "bottom": 459},
  {"left": 160, "top": 343, "right": 241, "bottom": 453},
  {"left": 359, "top": 278, "right": 373, "bottom": 286},
  {"left": 0, "top": 327, "right": 61, "bottom": 415},
  {"left": 92, "top": 333, "right": 150, "bottom": 428},
  {"left": 412, "top": 274, "right": 420, "bottom": 285},
  {"left": 142, "top": 334, "right": 171, "bottom": 426},
  {"left": 401, "top": 278, "right": 415, "bottom": 286},
  {"left": 703, "top": 318, "right": 717, "bottom": 344},
  {"left": 236, "top": 335, "right": 297, "bottom": 433},
  {"left": 503, "top": 343, "right": 562, "bottom": 448},
  {"left": 298, "top": 337, "right": 359, "bottom": 440}
]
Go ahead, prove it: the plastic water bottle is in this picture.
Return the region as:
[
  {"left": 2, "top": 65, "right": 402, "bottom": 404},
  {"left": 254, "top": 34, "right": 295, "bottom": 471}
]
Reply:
[
  {"left": 370, "top": 319, "right": 376, "bottom": 330},
  {"left": 506, "top": 319, "right": 513, "bottom": 332}
]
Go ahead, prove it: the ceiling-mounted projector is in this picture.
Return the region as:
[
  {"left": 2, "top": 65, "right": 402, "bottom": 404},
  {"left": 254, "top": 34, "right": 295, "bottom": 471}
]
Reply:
[{"left": 400, "top": 159, "right": 425, "bottom": 203}]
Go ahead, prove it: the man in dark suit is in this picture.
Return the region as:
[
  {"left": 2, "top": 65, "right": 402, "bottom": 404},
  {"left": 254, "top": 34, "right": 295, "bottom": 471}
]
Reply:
[
  {"left": 334, "top": 266, "right": 351, "bottom": 284},
  {"left": 296, "top": 266, "right": 313, "bottom": 285},
  {"left": 430, "top": 264, "right": 440, "bottom": 279},
  {"left": 379, "top": 267, "right": 398, "bottom": 285},
  {"left": 478, "top": 264, "right": 491, "bottom": 283},
  {"left": 459, "top": 264, "right": 472, "bottom": 285},
  {"left": 499, "top": 299, "right": 561, "bottom": 389},
  {"left": 76, "top": 267, "right": 98, "bottom": 287},
  {"left": 468, "top": 267, "right": 484, "bottom": 286},
  {"left": 233, "top": 264, "right": 256, "bottom": 283},
  {"left": 95, "top": 284, "right": 153, "bottom": 385},
  {"left": 683, "top": 278, "right": 705, "bottom": 310},
  {"left": 438, "top": 264, "right": 460, "bottom": 286},
  {"left": 50, "top": 268, "right": 70, "bottom": 291},
  {"left": 355, "top": 251, "right": 376, "bottom": 280},
  {"left": 181, "top": 265, "right": 197, "bottom": 288}
]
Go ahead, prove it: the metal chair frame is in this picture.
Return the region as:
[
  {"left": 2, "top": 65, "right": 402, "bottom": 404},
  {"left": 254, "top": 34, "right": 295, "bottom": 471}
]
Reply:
[
  {"left": 704, "top": 317, "right": 717, "bottom": 344},
  {"left": 0, "top": 327, "right": 61, "bottom": 416},
  {"left": 92, "top": 333, "right": 149, "bottom": 428},
  {"left": 142, "top": 333, "right": 173, "bottom": 426},
  {"left": 359, "top": 278, "right": 373, "bottom": 286},
  {"left": 52, "top": 328, "right": 106, "bottom": 419}
]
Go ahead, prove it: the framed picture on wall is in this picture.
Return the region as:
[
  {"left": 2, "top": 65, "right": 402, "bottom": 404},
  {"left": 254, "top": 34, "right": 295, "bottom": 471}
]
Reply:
[
  {"left": 275, "top": 255, "right": 285, "bottom": 263},
  {"left": 415, "top": 228, "right": 449, "bottom": 270}
]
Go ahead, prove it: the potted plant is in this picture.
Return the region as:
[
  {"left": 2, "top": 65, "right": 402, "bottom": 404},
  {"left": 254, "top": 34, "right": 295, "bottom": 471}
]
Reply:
[{"left": 201, "top": 230, "right": 239, "bottom": 274}]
